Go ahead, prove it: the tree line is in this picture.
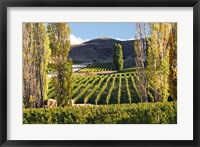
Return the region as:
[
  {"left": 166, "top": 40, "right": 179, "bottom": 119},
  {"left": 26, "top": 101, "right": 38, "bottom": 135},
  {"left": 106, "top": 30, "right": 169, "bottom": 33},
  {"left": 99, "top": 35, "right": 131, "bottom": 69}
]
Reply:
[
  {"left": 133, "top": 23, "right": 177, "bottom": 102},
  {"left": 113, "top": 23, "right": 177, "bottom": 102},
  {"left": 23, "top": 23, "right": 72, "bottom": 108}
]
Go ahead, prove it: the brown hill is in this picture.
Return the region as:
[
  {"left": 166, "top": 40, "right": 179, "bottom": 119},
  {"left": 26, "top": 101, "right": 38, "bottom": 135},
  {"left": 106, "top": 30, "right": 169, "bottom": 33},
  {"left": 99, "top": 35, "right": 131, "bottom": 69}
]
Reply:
[{"left": 69, "top": 37, "right": 136, "bottom": 62}]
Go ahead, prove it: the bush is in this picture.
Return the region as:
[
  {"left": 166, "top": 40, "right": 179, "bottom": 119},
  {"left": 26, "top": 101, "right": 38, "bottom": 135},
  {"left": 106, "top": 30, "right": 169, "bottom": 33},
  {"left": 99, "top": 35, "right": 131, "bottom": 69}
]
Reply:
[{"left": 23, "top": 102, "right": 177, "bottom": 124}]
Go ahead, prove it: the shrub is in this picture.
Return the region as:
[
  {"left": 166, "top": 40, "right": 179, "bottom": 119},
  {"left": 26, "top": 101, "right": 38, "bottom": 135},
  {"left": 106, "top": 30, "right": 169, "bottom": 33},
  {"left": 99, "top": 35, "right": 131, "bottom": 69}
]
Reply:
[{"left": 23, "top": 102, "right": 177, "bottom": 124}]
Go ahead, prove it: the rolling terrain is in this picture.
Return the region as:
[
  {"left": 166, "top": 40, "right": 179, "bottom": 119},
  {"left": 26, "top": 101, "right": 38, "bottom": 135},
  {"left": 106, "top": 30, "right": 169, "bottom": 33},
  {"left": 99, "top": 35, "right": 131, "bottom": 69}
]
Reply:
[{"left": 69, "top": 37, "right": 136, "bottom": 62}]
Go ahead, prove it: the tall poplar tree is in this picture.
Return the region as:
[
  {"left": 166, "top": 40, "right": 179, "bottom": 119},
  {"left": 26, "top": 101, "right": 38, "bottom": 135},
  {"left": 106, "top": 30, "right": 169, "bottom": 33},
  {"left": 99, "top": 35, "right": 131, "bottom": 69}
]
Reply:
[
  {"left": 113, "top": 43, "right": 124, "bottom": 71},
  {"left": 23, "top": 23, "right": 50, "bottom": 108},
  {"left": 147, "top": 23, "right": 172, "bottom": 102},
  {"left": 133, "top": 23, "right": 149, "bottom": 102},
  {"left": 47, "top": 23, "right": 72, "bottom": 107},
  {"left": 168, "top": 23, "right": 177, "bottom": 100},
  {"left": 32, "top": 23, "right": 51, "bottom": 107},
  {"left": 23, "top": 23, "right": 35, "bottom": 107}
]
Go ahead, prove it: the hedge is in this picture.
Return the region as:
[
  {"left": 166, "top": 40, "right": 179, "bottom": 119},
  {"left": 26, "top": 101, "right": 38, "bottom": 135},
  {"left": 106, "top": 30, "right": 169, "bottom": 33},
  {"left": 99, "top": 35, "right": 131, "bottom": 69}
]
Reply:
[{"left": 23, "top": 102, "right": 177, "bottom": 124}]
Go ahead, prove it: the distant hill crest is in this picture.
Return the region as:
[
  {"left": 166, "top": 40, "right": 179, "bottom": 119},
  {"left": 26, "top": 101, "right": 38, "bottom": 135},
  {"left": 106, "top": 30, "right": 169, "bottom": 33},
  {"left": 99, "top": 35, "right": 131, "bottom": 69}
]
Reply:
[
  {"left": 83, "top": 37, "right": 118, "bottom": 44},
  {"left": 69, "top": 37, "right": 136, "bottom": 62}
]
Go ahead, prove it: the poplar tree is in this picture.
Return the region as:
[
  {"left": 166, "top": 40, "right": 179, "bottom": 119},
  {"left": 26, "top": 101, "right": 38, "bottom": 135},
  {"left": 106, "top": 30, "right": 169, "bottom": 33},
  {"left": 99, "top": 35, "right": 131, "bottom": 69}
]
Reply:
[
  {"left": 23, "top": 23, "right": 35, "bottom": 107},
  {"left": 23, "top": 23, "right": 50, "bottom": 108},
  {"left": 133, "top": 23, "right": 149, "bottom": 102},
  {"left": 32, "top": 23, "right": 51, "bottom": 107},
  {"left": 113, "top": 43, "right": 124, "bottom": 71},
  {"left": 147, "top": 23, "right": 172, "bottom": 102},
  {"left": 47, "top": 23, "right": 72, "bottom": 107},
  {"left": 168, "top": 23, "right": 177, "bottom": 100}
]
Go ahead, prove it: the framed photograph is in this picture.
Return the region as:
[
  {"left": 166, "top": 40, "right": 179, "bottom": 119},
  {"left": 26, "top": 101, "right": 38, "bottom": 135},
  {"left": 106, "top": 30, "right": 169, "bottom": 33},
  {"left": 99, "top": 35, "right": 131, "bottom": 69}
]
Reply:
[{"left": 0, "top": 0, "right": 199, "bottom": 146}]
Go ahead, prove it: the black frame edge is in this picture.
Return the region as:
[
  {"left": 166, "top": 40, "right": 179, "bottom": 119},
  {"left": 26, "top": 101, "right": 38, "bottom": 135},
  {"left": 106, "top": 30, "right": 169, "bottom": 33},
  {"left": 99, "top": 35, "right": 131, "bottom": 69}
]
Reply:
[
  {"left": 1, "top": 0, "right": 199, "bottom": 7},
  {"left": 194, "top": 1, "right": 200, "bottom": 146},
  {"left": 0, "top": 0, "right": 7, "bottom": 144},
  {"left": 0, "top": 1, "right": 7, "bottom": 147},
  {"left": 0, "top": 1, "right": 3, "bottom": 145},
  {"left": 0, "top": 0, "right": 199, "bottom": 147}
]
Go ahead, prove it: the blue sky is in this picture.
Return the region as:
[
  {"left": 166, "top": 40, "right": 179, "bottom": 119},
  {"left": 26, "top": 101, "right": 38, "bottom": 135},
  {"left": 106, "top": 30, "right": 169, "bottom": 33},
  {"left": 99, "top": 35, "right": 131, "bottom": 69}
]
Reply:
[{"left": 68, "top": 22, "right": 148, "bottom": 45}]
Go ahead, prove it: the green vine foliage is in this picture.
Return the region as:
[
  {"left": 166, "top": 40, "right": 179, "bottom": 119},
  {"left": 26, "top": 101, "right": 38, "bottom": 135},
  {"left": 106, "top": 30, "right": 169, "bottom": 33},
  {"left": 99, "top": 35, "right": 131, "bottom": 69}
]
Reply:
[{"left": 23, "top": 102, "right": 177, "bottom": 124}]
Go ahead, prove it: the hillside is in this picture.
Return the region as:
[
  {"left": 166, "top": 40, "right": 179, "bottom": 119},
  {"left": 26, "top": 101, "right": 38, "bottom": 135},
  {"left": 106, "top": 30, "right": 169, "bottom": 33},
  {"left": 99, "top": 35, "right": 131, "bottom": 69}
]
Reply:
[{"left": 69, "top": 37, "right": 136, "bottom": 62}]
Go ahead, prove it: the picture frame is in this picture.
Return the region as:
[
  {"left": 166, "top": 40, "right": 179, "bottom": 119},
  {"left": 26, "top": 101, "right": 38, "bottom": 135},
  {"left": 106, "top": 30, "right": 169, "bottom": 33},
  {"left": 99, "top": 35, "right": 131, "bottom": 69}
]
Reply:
[{"left": 0, "top": 0, "right": 199, "bottom": 146}]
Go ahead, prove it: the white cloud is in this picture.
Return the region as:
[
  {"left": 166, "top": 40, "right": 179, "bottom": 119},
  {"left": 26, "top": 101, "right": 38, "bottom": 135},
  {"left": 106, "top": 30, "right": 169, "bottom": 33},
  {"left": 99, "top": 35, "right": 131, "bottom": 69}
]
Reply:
[
  {"left": 116, "top": 38, "right": 136, "bottom": 41},
  {"left": 70, "top": 34, "right": 89, "bottom": 45}
]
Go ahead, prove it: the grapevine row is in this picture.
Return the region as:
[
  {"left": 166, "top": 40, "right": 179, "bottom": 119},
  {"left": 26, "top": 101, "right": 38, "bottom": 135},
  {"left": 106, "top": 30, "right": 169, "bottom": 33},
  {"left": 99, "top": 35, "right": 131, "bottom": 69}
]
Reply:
[
  {"left": 72, "top": 77, "right": 95, "bottom": 97},
  {"left": 74, "top": 77, "right": 100, "bottom": 102},
  {"left": 84, "top": 75, "right": 108, "bottom": 104},
  {"left": 105, "top": 74, "right": 117, "bottom": 104},
  {"left": 73, "top": 76, "right": 89, "bottom": 87},
  {"left": 95, "top": 74, "right": 113, "bottom": 105},
  {"left": 129, "top": 73, "right": 141, "bottom": 102},
  {"left": 125, "top": 74, "right": 132, "bottom": 103},
  {"left": 117, "top": 74, "right": 122, "bottom": 104}
]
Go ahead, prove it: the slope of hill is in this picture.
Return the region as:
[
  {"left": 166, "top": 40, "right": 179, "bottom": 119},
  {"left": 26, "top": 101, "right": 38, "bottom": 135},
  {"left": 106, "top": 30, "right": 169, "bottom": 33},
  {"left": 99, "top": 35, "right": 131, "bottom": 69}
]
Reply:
[{"left": 69, "top": 37, "right": 136, "bottom": 62}]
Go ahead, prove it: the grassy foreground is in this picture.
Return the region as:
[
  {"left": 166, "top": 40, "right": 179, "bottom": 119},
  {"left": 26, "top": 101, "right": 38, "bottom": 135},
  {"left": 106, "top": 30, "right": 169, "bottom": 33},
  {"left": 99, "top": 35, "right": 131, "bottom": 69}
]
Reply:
[{"left": 23, "top": 102, "right": 177, "bottom": 124}]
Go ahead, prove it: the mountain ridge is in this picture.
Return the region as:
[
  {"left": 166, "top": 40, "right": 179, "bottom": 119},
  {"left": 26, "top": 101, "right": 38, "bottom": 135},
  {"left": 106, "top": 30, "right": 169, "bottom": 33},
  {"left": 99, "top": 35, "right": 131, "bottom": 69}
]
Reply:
[{"left": 69, "top": 37, "right": 136, "bottom": 62}]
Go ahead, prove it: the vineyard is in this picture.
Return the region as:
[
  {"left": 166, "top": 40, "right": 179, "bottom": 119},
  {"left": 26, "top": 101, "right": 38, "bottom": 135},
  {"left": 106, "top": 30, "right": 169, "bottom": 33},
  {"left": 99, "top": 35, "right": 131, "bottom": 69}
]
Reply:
[
  {"left": 68, "top": 54, "right": 141, "bottom": 106},
  {"left": 22, "top": 22, "right": 177, "bottom": 125},
  {"left": 48, "top": 72, "right": 142, "bottom": 105},
  {"left": 79, "top": 62, "right": 115, "bottom": 72},
  {"left": 76, "top": 59, "right": 135, "bottom": 72}
]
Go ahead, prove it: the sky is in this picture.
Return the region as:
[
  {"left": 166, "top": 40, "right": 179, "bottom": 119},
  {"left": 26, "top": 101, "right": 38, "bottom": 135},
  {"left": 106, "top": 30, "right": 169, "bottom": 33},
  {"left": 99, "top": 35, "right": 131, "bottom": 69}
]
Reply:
[{"left": 68, "top": 22, "right": 141, "bottom": 45}]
